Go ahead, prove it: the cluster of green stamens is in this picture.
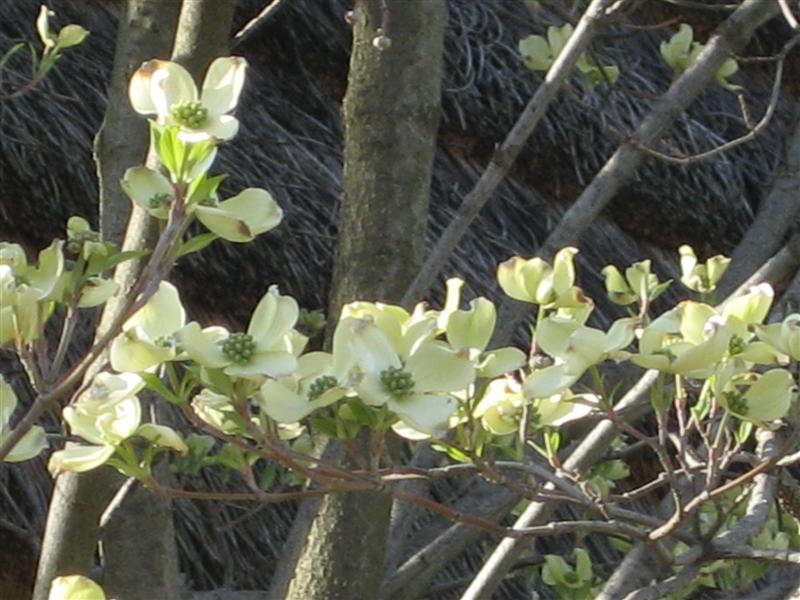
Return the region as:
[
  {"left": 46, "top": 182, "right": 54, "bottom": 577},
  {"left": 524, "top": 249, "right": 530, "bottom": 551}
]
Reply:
[
  {"left": 66, "top": 228, "right": 100, "bottom": 255},
  {"left": 308, "top": 375, "right": 338, "bottom": 402},
  {"left": 221, "top": 332, "right": 256, "bottom": 364},
  {"left": 728, "top": 335, "right": 745, "bottom": 356},
  {"left": 148, "top": 192, "right": 172, "bottom": 210},
  {"left": 723, "top": 390, "right": 748, "bottom": 415},
  {"left": 154, "top": 335, "right": 173, "bottom": 349},
  {"left": 380, "top": 366, "right": 415, "bottom": 399},
  {"left": 170, "top": 100, "right": 208, "bottom": 129}
]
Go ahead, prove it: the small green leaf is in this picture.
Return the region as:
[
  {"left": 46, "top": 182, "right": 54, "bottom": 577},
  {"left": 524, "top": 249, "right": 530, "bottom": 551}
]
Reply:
[
  {"left": 139, "top": 372, "right": 182, "bottom": 405},
  {"left": 173, "top": 233, "right": 219, "bottom": 260},
  {"left": 430, "top": 442, "right": 471, "bottom": 463},
  {"left": 309, "top": 416, "right": 339, "bottom": 438}
]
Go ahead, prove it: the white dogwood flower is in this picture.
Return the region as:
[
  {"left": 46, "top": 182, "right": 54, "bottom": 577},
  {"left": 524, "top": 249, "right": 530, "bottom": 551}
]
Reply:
[{"left": 129, "top": 57, "right": 247, "bottom": 141}]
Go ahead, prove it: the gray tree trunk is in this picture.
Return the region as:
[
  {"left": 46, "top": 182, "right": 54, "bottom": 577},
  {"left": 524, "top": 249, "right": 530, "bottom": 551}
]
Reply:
[
  {"left": 33, "top": 1, "right": 235, "bottom": 598},
  {"left": 280, "top": 2, "right": 446, "bottom": 599}
]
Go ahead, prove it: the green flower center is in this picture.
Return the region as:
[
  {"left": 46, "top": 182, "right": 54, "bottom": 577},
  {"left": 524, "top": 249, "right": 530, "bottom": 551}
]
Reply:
[
  {"left": 66, "top": 229, "right": 100, "bottom": 255},
  {"left": 724, "top": 390, "right": 748, "bottom": 415},
  {"left": 380, "top": 366, "right": 415, "bottom": 400},
  {"left": 154, "top": 335, "right": 173, "bottom": 349},
  {"left": 308, "top": 375, "right": 338, "bottom": 402},
  {"left": 170, "top": 100, "right": 208, "bottom": 129},
  {"left": 728, "top": 335, "right": 745, "bottom": 356},
  {"left": 221, "top": 332, "right": 256, "bottom": 364},
  {"left": 148, "top": 192, "right": 172, "bottom": 210}
]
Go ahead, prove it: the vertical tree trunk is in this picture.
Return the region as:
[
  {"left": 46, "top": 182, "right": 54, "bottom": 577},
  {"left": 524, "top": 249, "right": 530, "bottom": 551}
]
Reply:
[
  {"left": 32, "top": 3, "right": 180, "bottom": 599},
  {"left": 281, "top": 2, "right": 446, "bottom": 599},
  {"left": 33, "top": 1, "right": 235, "bottom": 598}
]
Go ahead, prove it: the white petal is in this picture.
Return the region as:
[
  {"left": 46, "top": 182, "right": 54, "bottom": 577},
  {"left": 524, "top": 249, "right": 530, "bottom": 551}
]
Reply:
[
  {"left": 355, "top": 372, "right": 394, "bottom": 407},
  {"left": 224, "top": 351, "right": 298, "bottom": 379},
  {"left": 405, "top": 342, "right": 475, "bottom": 393},
  {"left": 389, "top": 394, "right": 457, "bottom": 435},
  {"left": 249, "top": 286, "right": 297, "bottom": 348},
  {"left": 49, "top": 443, "right": 115, "bottom": 475},
  {"left": 391, "top": 421, "right": 432, "bottom": 440},
  {"left": 1, "top": 426, "right": 47, "bottom": 462},
  {"left": 176, "top": 323, "right": 230, "bottom": 368},
  {"left": 478, "top": 347, "right": 526, "bottom": 378},
  {"left": 523, "top": 364, "right": 579, "bottom": 398},
  {"left": 151, "top": 60, "right": 197, "bottom": 116},
  {"left": 135, "top": 423, "right": 187, "bottom": 454},
  {"left": 345, "top": 318, "right": 401, "bottom": 374},
  {"left": 48, "top": 575, "right": 106, "bottom": 600},
  {"left": 109, "top": 334, "right": 169, "bottom": 373},
  {"left": 0, "top": 378, "right": 18, "bottom": 428},
  {"left": 200, "top": 56, "right": 248, "bottom": 115},
  {"left": 129, "top": 60, "right": 160, "bottom": 115},
  {"left": 121, "top": 166, "right": 173, "bottom": 217},
  {"left": 259, "top": 379, "right": 312, "bottom": 422},
  {"left": 202, "top": 115, "right": 240, "bottom": 141},
  {"left": 131, "top": 282, "right": 186, "bottom": 340}
]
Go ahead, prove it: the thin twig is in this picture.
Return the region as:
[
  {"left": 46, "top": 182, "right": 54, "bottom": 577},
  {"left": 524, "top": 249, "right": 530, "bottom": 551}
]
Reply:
[
  {"left": 231, "top": 0, "right": 289, "bottom": 50},
  {"left": 400, "top": 0, "right": 619, "bottom": 307},
  {"left": 634, "top": 34, "right": 800, "bottom": 165}
]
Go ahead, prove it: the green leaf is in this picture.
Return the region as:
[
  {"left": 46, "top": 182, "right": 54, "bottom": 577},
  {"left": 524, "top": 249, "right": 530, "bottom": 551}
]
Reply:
[
  {"left": 139, "top": 372, "right": 182, "bottom": 405},
  {"left": 345, "top": 398, "right": 377, "bottom": 427},
  {"left": 95, "top": 249, "right": 151, "bottom": 275},
  {"left": 734, "top": 419, "right": 753, "bottom": 445},
  {"left": 309, "top": 416, "right": 339, "bottom": 438},
  {"left": 258, "top": 463, "right": 278, "bottom": 491},
  {"left": 187, "top": 172, "right": 227, "bottom": 206},
  {"left": 213, "top": 443, "right": 248, "bottom": 471},
  {"left": 430, "top": 442, "right": 471, "bottom": 463},
  {"left": 173, "top": 233, "right": 219, "bottom": 260}
]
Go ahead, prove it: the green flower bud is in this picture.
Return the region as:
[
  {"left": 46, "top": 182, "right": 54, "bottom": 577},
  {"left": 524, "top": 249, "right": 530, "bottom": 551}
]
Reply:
[
  {"left": 148, "top": 192, "right": 172, "bottom": 210},
  {"left": 308, "top": 375, "right": 338, "bottom": 402},
  {"left": 170, "top": 100, "right": 209, "bottom": 129},
  {"left": 221, "top": 332, "right": 256, "bottom": 364},
  {"left": 380, "top": 366, "right": 415, "bottom": 399}
]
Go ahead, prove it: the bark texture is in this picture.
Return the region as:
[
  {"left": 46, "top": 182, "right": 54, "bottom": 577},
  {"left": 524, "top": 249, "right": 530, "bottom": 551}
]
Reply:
[
  {"left": 33, "top": 1, "right": 235, "bottom": 598},
  {"left": 282, "top": 2, "right": 446, "bottom": 599},
  {"left": 32, "top": 3, "right": 181, "bottom": 599}
]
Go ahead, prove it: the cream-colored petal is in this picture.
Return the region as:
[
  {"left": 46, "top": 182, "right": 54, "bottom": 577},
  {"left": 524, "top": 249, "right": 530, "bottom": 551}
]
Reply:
[
  {"left": 259, "top": 379, "right": 312, "bottom": 423},
  {"left": 523, "top": 363, "right": 579, "bottom": 398},
  {"left": 478, "top": 347, "right": 526, "bottom": 378},
  {"left": 109, "top": 333, "right": 169, "bottom": 374},
  {"left": 406, "top": 342, "right": 475, "bottom": 393},
  {"left": 200, "top": 56, "right": 248, "bottom": 115},
  {"left": 128, "top": 60, "right": 160, "bottom": 115},
  {"left": 389, "top": 393, "right": 457, "bottom": 436},
  {"left": 249, "top": 286, "right": 297, "bottom": 349},
  {"left": 1, "top": 425, "right": 47, "bottom": 462},
  {"left": 224, "top": 350, "right": 298, "bottom": 379},
  {"left": 135, "top": 423, "right": 187, "bottom": 454},
  {"left": 679, "top": 301, "right": 716, "bottom": 345},
  {"left": 355, "top": 372, "right": 394, "bottom": 407},
  {"left": 150, "top": 61, "right": 197, "bottom": 117},
  {"left": 201, "top": 115, "right": 240, "bottom": 141},
  {"left": 78, "top": 278, "right": 119, "bottom": 308},
  {"left": 176, "top": 323, "right": 230, "bottom": 368},
  {"left": 345, "top": 318, "right": 401, "bottom": 374},
  {"left": 121, "top": 166, "right": 173, "bottom": 217},
  {"left": 49, "top": 443, "right": 115, "bottom": 475},
  {"left": 131, "top": 281, "right": 186, "bottom": 340},
  {"left": 446, "top": 297, "right": 496, "bottom": 352},
  {"left": 0, "top": 377, "right": 17, "bottom": 428},
  {"left": 48, "top": 575, "right": 106, "bottom": 600}
]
